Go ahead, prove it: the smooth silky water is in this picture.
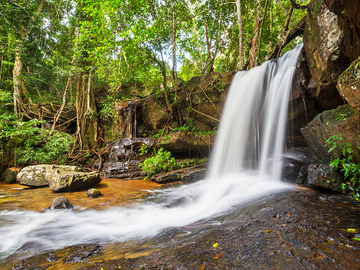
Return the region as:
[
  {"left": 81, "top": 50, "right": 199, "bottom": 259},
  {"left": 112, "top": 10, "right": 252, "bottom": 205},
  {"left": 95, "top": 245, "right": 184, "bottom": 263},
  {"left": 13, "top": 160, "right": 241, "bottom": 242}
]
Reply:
[{"left": 0, "top": 44, "right": 304, "bottom": 261}]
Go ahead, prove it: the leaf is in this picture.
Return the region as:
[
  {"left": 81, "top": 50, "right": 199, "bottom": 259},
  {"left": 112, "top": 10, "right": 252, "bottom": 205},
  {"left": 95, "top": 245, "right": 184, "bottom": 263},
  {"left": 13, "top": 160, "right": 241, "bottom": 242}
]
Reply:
[
  {"left": 213, "top": 243, "right": 218, "bottom": 248},
  {"left": 347, "top": 228, "right": 357, "bottom": 233},
  {"left": 266, "top": 230, "right": 272, "bottom": 233},
  {"left": 213, "top": 255, "right": 220, "bottom": 259},
  {"left": 353, "top": 237, "right": 360, "bottom": 242}
]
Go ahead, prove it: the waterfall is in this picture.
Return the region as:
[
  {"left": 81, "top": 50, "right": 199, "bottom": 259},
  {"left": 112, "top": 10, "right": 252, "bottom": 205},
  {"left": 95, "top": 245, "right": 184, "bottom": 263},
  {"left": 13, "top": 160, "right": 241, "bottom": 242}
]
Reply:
[
  {"left": 0, "top": 45, "right": 304, "bottom": 260},
  {"left": 208, "top": 44, "right": 303, "bottom": 180}
]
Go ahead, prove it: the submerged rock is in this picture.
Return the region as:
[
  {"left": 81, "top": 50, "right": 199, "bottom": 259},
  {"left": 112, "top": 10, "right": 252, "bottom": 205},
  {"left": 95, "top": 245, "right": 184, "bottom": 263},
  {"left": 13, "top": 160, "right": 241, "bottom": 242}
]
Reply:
[
  {"left": 45, "top": 165, "right": 101, "bottom": 192},
  {"left": 50, "top": 197, "right": 74, "bottom": 210},
  {"left": 17, "top": 165, "right": 50, "bottom": 187},
  {"left": 87, "top": 188, "right": 102, "bottom": 198},
  {"left": 1, "top": 167, "right": 20, "bottom": 184}
]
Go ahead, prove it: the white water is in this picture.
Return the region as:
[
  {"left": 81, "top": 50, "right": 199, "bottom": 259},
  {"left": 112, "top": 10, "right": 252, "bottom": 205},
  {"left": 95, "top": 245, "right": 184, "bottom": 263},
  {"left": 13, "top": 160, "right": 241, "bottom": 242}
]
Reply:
[{"left": 0, "top": 44, "right": 303, "bottom": 259}]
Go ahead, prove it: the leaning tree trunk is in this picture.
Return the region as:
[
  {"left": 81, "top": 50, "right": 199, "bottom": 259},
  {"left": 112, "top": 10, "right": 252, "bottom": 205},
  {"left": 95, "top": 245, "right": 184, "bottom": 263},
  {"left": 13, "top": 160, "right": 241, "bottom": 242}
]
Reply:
[
  {"left": 75, "top": 70, "right": 100, "bottom": 150},
  {"left": 235, "top": 0, "right": 244, "bottom": 70}
]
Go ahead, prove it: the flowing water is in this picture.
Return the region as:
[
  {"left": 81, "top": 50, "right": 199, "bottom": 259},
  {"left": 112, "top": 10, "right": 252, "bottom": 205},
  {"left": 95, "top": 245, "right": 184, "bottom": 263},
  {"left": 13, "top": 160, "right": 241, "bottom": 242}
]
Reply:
[{"left": 0, "top": 45, "right": 305, "bottom": 262}]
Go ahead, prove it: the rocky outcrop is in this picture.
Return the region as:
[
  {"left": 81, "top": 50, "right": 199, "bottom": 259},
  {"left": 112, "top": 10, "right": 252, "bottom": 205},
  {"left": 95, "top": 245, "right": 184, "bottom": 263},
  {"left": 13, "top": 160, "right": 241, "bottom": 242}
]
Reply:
[
  {"left": 1, "top": 168, "right": 20, "bottom": 184},
  {"left": 45, "top": 165, "right": 101, "bottom": 192},
  {"left": 303, "top": 0, "right": 348, "bottom": 110},
  {"left": 17, "top": 165, "right": 101, "bottom": 192},
  {"left": 159, "top": 133, "right": 215, "bottom": 157},
  {"left": 297, "top": 163, "right": 343, "bottom": 192},
  {"left": 300, "top": 104, "right": 360, "bottom": 163},
  {"left": 17, "top": 165, "right": 50, "bottom": 187},
  {"left": 337, "top": 58, "right": 360, "bottom": 112},
  {"left": 98, "top": 138, "right": 155, "bottom": 179}
]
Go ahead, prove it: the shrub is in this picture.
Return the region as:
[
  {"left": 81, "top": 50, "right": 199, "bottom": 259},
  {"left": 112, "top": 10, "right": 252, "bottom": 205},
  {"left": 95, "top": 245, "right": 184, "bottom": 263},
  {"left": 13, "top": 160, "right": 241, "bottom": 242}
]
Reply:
[
  {"left": 139, "top": 148, "right": 178, "bottom": 179},
  {"left": 325, "top": 135, "right": 360, "bottom": 200}
]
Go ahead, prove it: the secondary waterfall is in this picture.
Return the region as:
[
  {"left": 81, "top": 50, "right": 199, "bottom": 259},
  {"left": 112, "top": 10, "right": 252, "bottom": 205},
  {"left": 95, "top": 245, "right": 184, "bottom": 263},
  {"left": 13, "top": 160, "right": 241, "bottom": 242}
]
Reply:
[{"left": 0, "top": 44, "right": 303, "bottom": 260}]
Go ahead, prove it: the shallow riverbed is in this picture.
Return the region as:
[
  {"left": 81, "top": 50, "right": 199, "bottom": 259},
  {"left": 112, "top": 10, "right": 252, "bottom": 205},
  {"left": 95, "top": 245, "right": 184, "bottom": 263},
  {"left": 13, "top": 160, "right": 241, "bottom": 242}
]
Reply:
[{"left": 0, "top": 178, "right": 359, "bottom": 269}]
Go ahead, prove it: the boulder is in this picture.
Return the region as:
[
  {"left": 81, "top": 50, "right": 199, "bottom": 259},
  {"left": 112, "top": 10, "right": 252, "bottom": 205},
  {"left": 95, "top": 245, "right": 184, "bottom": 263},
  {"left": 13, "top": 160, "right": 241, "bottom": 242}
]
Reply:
[
  {"left": 299, "top": 163, "right": 343, "bottom": 192},
  {"left": 45, "top": 165, "right": 101, "bottom": 192},
  {"left": 87, "top": 188, "right": 102, "bottom": 198},
  {"left": 99, "top": 138, "right": 155, "bottom": 178},
  {"left": 142, "top": 98, "right": 168, "bottom": 132},
  {"left": 50, "top": 196, "right": 74, "bottom": 210},
  {"left": 17, "top": 165, "right": 50, "bottom": 187},
  {"left": 281, "top": 148, "right": 316, "bottom": 183},
  {"left": 1, "top": 167, "right": 20, "bottom": 184},
  {"left": 301, "top": 104, "right": 360, "bottom": 163},
  {"left": 303, "top": 0, "right": 348, "bottom": 110},
  {"left": 337, "top": 58, "right": 360, "bottom": 112}
]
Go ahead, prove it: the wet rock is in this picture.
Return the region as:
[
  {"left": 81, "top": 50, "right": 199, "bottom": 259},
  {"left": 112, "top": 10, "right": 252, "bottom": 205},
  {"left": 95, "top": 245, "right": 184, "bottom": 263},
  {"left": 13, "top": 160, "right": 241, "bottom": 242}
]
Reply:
[
  {"left": 50, "top": 196, "right": 73, "bottom": 210},
  {"left": 181, "top": 168, "right": 206, "bottom": 184},
  {"left": 303, "top": 163, "right": 343, "bottom": 192},
  {"left": 296, "top": 164, "right": 310, "bottom": 185},
  {"left": 45, "top": 165, "right": 101, "bottom": 192},
  {"left": 100, "top": 138, "right": 155, "bottom": 178},
  {"left": 151, "top": 166, "right": 207, "bottom": 184},
  {"left": 87, "top": 188, "right": 102, "bottom": 198},
  {"left": 300, "top": 104, "right": 360, "bottom": 163},
  {"left": 281, "top": 148, "right": 316, "bottom": 183},
  {"left": 17, "top": 165, "right": 50, "bottom": 187},
  {"left": 337, "top": 58, "right": 360, "bottom": 112},
  {"left": 1, "top": 167, "right": 20, "bottom": 184},
  {"left": 303, "top": 0, "right": 348, "bottom": 110}
]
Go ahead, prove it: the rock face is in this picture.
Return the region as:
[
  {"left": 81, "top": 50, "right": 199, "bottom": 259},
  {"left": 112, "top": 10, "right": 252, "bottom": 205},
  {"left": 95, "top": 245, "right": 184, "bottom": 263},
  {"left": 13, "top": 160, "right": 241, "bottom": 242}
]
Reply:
[
  {"left": 17, "top": 165, "right": 101, "bottom": 192},
  {"left": 301, "top": 104, "right": 360, "bottom": 163},
  {"left": 1, "top": 168, "right": 20, "bottom": 184},
  {"left": 337, "top": 58, "right": 360, "bottom": 112},
  {"left": 159, "top": 133, "right": 215, "bottom": 157},
  {"left": 45, "top": 165, "right": 101, "bottom": 192},
  {"left": 99, "top": 138, "right": 155, "bottom": 179},
  {"left": 17, "top": 165, "right": 50, "bottom": 187},
  {"left": 298, "top": 163, "right": 343, "bottom": 192},
  {"left": 50, "top": 197, "right": 74, "bottom": 210},
  {"left": 303, "top": 0, "right": 348, "bottom": 110}
]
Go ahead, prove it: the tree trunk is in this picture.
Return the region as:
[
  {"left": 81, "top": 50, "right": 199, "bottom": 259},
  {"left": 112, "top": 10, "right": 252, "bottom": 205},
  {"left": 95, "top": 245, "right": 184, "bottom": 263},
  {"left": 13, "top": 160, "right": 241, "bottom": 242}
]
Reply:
[
  {"left": 247, "top": 0, "right": 263, "bottom": 69},
  {"left": 171, "top": 9, "right": 177, "bottom": 97},
  {"left": 75, "top": 71, "right": 100, "bottom": 150},
  {"left": 235, "top": 0, "right": 244, "bottom": 70}
]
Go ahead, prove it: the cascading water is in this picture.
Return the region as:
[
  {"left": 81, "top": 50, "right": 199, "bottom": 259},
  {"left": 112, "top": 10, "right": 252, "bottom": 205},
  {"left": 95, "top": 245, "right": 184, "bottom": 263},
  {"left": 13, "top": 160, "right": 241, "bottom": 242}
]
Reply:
[{"left": 0, "top": 44, "right": 303, "bottom": 260}]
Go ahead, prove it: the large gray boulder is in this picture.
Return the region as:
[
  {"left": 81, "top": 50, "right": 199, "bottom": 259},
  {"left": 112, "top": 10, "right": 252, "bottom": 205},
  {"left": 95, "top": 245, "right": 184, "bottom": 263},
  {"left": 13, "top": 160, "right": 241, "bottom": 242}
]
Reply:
[
  {"left": 45, "top": 165, "right": 101, "bottom": 192},
  {"left": 16, "top": 165, "right": 50, "bottom": 187},
  {"left": 17, "top": 165, "right": 101, "bottom": 192}
]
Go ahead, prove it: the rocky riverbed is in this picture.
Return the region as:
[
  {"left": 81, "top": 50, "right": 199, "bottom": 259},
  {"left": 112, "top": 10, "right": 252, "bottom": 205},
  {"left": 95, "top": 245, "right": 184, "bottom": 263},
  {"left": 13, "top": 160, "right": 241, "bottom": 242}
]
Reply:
[{"left": 0, "top": 179, "right": 359, "bottom": 270}]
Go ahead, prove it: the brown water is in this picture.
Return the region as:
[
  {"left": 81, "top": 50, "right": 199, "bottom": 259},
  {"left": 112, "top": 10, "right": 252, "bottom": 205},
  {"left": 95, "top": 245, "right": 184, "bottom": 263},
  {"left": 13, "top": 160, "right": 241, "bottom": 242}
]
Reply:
[{"left": 0, "top": 179, "right": 162, "bottom": 211}]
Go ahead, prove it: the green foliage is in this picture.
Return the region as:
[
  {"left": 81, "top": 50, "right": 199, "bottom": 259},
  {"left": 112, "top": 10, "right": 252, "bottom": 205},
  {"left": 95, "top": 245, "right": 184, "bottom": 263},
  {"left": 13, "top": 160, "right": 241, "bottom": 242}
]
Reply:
[
  {"left": 325, "top": 135, "right": 360, "bottom": 200},
  {"left": 0, "top": 112, "right": 75, "bottom": 166},
  {"left": 139, "top": 148, "right": 178, "bottom": 179}
]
